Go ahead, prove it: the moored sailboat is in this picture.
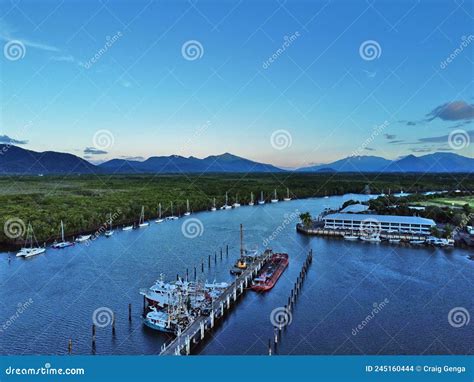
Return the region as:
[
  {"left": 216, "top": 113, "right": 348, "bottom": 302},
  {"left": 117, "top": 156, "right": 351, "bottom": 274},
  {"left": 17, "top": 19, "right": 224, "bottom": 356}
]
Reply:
[
  {"left": 220, "top": 192, "right": 232, "bottom": 210},
  {"left": 249, "top": 192, "right": 255, "bottom": 206},
  {"left": 105, "top": 213, "right": 114, "bottom": 237},
  {"left": 232, "top": 194, "right": 241, "bottom": 208},
  {"left": 283, "top": 188, "right": 291, "bottom": 201},
  {"left": 210, "top": 198, "right": 217, "bottom": 211},
  {"left": 138, "top": 206, "right": 149, "bottom": 227},
  {"left": 271, "top": 189, "right": 278, "bottom": 203},
  {"left": 155, "top": 203, "right": 164, "bottom": 223},
  {"left": 52, "top": 220, "right": 74, "bottom": 249},
  {"left": 16, "top": 223, "right": 46, "bottom": 258},
  {"left": 258, "top": 191, "right": 265, "bottom": 205},
  {"left": 184, "top": 199, "right": 191, "bottom": 216}
]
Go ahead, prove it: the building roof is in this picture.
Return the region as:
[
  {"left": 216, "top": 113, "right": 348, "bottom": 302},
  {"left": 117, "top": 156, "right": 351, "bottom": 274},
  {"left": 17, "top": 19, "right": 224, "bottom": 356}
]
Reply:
[
  {"left": 340, "top": 204, "right": 369, "bottom": 213},
  {"left": 323, "top": 213, "right": 435, "bottom": 226}
]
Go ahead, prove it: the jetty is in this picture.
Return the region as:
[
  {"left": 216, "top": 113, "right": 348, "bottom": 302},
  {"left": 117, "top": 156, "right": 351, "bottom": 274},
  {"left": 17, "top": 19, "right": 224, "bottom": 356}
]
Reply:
[{"left": 159, "top": 249, "right": 272, "bottom": 355}]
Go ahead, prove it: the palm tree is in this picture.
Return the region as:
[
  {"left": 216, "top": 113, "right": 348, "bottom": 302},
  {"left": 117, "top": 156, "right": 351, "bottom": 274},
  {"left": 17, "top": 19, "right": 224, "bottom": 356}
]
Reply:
[{"left": 299, "top": 212, "right": 313, "bottom": 228}]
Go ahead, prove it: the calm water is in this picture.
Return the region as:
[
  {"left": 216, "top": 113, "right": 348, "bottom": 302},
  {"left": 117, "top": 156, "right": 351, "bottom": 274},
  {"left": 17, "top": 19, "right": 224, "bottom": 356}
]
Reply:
[{"left": 0, "top": 194, "right": 472, "bottom": 355}]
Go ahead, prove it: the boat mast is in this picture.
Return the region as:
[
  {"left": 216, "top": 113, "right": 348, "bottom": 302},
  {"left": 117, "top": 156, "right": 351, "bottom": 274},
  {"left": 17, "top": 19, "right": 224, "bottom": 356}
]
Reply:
[
  {"left": 61, "top": 220, "right": 65, "bottom": 242},
  {"left": 213, "top": 198, "right": 216, "bottom": 208},
  {"left": 171, "top": 202, "right": 174, "bottom": 216},
  {"left": 240, "top": 223, "right": 244, "bottom": 257},
  {"left": 186, "top": 199, "right": 190, "bottom": 213},
  {"left": 251, "top": 192, "right": 254, "bottom": 203},
  {"left": 287, "top": 188, "right": 290, "bottom": 198},
  {"left": 159, "top": 203, "right": 162, "bottom": 218},
  {"left": 225, "top": 192, "right": 228, "bottom": 205}
]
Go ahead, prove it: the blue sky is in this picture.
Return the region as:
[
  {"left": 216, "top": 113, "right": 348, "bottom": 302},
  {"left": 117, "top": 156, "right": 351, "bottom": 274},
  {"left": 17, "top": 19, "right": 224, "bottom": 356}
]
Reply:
[{"left": 1, "top": 0, "right": 473, "bottom": 168}]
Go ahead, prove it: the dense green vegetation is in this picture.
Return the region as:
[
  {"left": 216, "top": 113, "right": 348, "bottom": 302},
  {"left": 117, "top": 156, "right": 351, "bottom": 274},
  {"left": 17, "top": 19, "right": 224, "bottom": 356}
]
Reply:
[{"left": 1, "top": 173, "right": 473, "bottom": 247}]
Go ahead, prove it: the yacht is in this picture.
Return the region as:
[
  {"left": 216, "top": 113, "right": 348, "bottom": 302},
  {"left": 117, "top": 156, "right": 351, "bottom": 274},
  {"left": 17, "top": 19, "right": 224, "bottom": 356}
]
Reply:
[
  {"left": 138, "top": 206, "right": 149, "bottom": 227},
  {"left": 258, "top": 191, "right": 265, "bottom": 205},
  {"left": 248, "top": 192, "right": 254, "bottom": 206},
  {"left": 122, "top": 224, "right": 133, "bottom": 231},
  {"left": 52, "top": 220, "right": 74, "bottom": 249},
  {"left": 155, "top": 203, "right": 164, "bottom": 223},
  {"left": 232, "top": 194, "right": 241, "bottom": 208},
  {"left": 75, "top": 234, "right": 91, "bottom": 243},
  {"left": 220, "top": 193, "right": 232, "bottom": 210},
  {"left": 184, "top": 199, "right": 191, "bottom": 216},
  {"left": 16, "top": 223, "right": 46, "bottom": 258},
  {"left": 104, "top": 213, "right": 114, "bottom": 237},
  {"left": 271, "top": 189, "right": 278, "bottom": 203},
  {"left": 166, "top": 202, "right": 179, "bottom": 220},
  {"left": 210, "top": 198, "right": 217, "bottom": 211},
  {"left": 283, "top": 188, "right": 291, "bottom": 201}
]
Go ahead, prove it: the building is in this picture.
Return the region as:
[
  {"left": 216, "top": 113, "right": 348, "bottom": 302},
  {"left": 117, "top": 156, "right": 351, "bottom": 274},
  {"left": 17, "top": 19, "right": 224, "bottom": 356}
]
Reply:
[{"left": 322, "top": 213, "right": 435, "bottom": 235}]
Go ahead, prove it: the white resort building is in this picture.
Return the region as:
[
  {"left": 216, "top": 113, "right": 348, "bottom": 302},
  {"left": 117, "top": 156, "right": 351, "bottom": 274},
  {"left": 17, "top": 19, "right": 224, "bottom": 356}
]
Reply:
[{"left": 322, "top": 213, "right": 435, "bottom": 235}]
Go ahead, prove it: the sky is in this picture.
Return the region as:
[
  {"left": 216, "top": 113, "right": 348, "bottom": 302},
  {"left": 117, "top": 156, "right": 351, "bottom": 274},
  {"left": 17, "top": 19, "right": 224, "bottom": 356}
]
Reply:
[{"left": 0, "top": 0, "right": 473, "bottom": 168}]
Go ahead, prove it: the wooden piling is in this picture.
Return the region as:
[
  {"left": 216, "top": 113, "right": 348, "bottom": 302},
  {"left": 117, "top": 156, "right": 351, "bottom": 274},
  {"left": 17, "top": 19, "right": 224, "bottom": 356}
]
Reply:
[
  {"left": 112, "top": 312, "right": 116, "bottom": 335},
  {"left": 68, "top": 339, "right": 72, "bottom": 355},
  {"left": 128, "top": 303, "right": 132, "bottom": 322},
  {"left": 226, "top": 244, "right": 228, "bottom": 257}
]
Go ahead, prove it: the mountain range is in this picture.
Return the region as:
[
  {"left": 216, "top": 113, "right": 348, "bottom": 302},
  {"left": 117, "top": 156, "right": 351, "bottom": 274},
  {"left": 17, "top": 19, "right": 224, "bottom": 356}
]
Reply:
[{"left": 0, "top": 145, "right": 472, "bottom": 175}]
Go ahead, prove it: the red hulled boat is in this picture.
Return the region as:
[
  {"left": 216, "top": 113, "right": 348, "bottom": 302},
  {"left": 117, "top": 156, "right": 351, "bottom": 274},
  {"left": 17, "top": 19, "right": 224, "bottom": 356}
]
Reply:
[{"left": 251, "top": 253, "right": 289, "bottom": 292}]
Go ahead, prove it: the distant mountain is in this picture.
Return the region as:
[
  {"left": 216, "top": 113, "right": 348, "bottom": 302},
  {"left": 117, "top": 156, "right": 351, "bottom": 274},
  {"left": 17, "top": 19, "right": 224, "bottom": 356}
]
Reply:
[
  {"left": 0, "top": 145, "right": 96, "bottom": 175},
  {"left": 298, "top": 156, "right": 392, "bottom": 172},
  {"left": 99, "top": 152, "right": 283, "bottom": 173},
  {"left": 298, "top": 153, "right": 474, "bottom": 173}
]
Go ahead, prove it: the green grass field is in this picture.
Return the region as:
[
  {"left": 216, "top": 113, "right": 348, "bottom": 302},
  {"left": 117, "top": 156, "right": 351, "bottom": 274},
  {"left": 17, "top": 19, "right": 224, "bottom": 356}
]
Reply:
[
  {"left": 1, "top": 173, "right": 473, "bottom": 247},
  {"left": 414, "top": 196, "right": 474, "bottom": 208}
]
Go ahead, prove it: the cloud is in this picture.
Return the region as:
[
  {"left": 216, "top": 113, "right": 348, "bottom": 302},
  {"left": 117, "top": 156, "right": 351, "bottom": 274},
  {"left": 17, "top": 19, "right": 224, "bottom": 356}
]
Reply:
[
  {"left": 364, "top": 147, "right": 376, "bottom": 151},
  {"left": 50, "top": 55, "right": 75, "bottom": 63},
  {"left": 410, "top": 147, "right": 433, "bottom": 153},
  {"left": 416, "top": 130, "right": 474, "bottom": 144},
  {"left": 384, "top": 134, "right": 396, "bottom": 140},
  {"left": 406, "top": 121, "right": 417, "bottom": 126},
  {"left": 84, "top": 147, "right": 107, "bottom": 155},
  {"left": 0, "top": 135, "right": 28, "bottom": 145},
  {"left": 388, "top": 139, "right": 404, "bottom": 144},
  {"left": 120, "top": 156, "right": 144, "bottom": 161},
  {"left": 426, "top": 101, "right": 474, "bottom": 122}
]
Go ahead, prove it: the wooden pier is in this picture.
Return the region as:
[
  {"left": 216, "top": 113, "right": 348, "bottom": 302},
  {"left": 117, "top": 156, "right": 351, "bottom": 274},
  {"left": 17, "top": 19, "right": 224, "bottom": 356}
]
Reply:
[{"left": 159, "top": 250, "right": 272, "bottom": 356}]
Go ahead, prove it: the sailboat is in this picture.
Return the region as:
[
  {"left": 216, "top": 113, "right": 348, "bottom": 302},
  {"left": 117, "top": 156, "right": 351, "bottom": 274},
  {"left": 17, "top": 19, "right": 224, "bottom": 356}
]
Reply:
[
  {"left": 16, "top": 223, "right": 46, "bottom": 258},
  {"left": 220, "top": 193, "right": 232, "bottom": 210},
  {"left": 258, "top": 191, "right": 265, "bottom": 205},
  {"left": 283, "top": 188, "right": 291, "bottom": 201},
  {"left": 138, "top": 206, "right": 149, "bottom": 228},
  {"left": 75, "top": 234, "right": 91, "bottom": 243},
  {"left": 271, "top": 189, "right": 278, "bottom": 203},
  {"left": 122, "top": 223, "right": 133, "bottom": 231},
  {"left": 232, "top": 194, "right": 241, "bottom": 208},
  {"left": 155, "top": 203, "right": 164, "bottom": 223},
  {"left": 52, "top": 220, "right": 74, "bottom": 249},
  {"left": 184, "top": 199, "right": 191, "bottom": 216},
  {"left": 105, "top": 213, "right": 114, "bottom": 237},
  {"left": 166, "top": 202, "right": 179, "bottom": 220},
  {"left": 249, "top": 192, "right": 254, "bottom": 206},
  {"left": 211, "top": 198, "right": 217, "bottom": 211}
]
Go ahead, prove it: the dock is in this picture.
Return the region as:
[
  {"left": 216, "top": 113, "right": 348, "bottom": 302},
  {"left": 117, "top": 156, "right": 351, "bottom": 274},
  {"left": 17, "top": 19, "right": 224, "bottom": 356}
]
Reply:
[{"left": 159, "top": 250, "right": 272, "bottom": 355}]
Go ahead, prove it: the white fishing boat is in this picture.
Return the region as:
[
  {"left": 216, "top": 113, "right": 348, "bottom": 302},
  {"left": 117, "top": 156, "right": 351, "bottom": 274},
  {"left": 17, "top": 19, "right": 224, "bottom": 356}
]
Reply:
[
  {"left": 122, "top": 225, "right": 133, "bottom": 231},
  {"left": 232, "top": 194, "right": 241, "bottom": 208},
  {"left": 249, "top": 192, "right": 254, "bottom": 206},
  {"left": 271, "top": 189, "right": 278, "bottom": 203},
  {"left": 52, "top": 220, "right": 74, "bottom": 249},
  {"left": 75, "top": 234, "right": 91, "bottom": 243},
  {"left": 138, "top": 206, "right": 149, "bottom": 227},
  {"left": 343, "top": 235, "right": 359, "bottom": 241},
  {"left": 210, "top": 198, "right": 217, "bottom": 211},
  {"left": 16, "top": 223, "right": 46, "bottom": 258},
  {"left": 220, "top": 193, "right": 232, "bottom": 210},
  {"left": 105, "top": 213, "right": 114, "bottom": 237},
  {"left": 283, "top": 188, "right": 291, "bottom": 201},
  {"left": 360, "top": 235, "right": 381, "bottom": 243},
  {"left": 143, "top": 307, "right": 177, "bottom": 333},
  {"left": 184, "top": 199, "right": 191, "bottom": 216},
  {"left": 258, "top": 191, "right": 265, "bottom": 205},
  {"left": 155, "top": 203, "right": 164, "bottom": 223}
]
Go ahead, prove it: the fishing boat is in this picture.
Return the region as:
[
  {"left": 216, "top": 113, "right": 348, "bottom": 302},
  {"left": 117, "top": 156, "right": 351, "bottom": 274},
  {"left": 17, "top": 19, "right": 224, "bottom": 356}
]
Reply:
[
  {"left": 232, "top": 195, "right": 241, "bottom": 208},
  {"left": 249, "top": 192, "right": 255, "bottom": 206},
  {"left": 138, "top": 206, "right": 149, "bottom": 227},
  {"left": 360, "top": 235, "right": 381, "bottom": 243},
  {"left": 258, "top": 191, "right": 265, "bottom": 205},
  {"left": 210, "top": 198, "right": 217, "bottom": 211},
  {"left": 184, "top": 200, "right": 191, "bottom": 216},
  {"left": 251, "top": 253, "right": 289, "bottom": 292},
  {"left": 220, "top": 193, "right": 232, "bottom": 210},
  {"left": 105, "top": 213, "right": 114, "bottom": 237},
  {"left": 52, "top": 220, "right": 74, "bottom": 249},
  {"left": 122, "top": 224, "right": 133, "bottom": 231},
  {"left": 283, "top": 188, "right": 291, "bottom": 201},
  {"left": 75, "top": 234, "right": 91, "bottom": 243},
  {"left": 16, "top": 223, "right": 46, "bottom": 258},
  {"left": 344, "top": 234, "right": 359, "bottom": 241},
  {"left": 143, "top": 306, "right": 177, "bottom": 333},
  {"left": 271, "top": 189, "right": 278, "bottom": 203},
  {"left": 155, "top": 203, "right": 164, "bottom": 223}
]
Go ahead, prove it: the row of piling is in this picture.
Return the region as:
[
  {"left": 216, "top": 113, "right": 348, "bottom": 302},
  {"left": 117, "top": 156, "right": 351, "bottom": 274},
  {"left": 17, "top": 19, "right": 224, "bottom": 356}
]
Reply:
[
  {"left": 269, "top": 249, "right": 313, "bottom": 355},
  {"left": 180, "top": 245, "right": 229, "bottom": 282}
]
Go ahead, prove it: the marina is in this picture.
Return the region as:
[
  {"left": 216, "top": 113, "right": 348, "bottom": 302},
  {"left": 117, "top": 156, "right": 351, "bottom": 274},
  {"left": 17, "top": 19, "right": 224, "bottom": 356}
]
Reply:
[{"left": 0, "top": 194, "right": 473, "bottom": 355}]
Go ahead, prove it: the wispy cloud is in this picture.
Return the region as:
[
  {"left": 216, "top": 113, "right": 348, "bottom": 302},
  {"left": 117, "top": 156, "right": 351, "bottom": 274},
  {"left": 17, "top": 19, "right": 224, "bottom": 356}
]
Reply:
[
  {"left": 0, "top": 134, "right": 28, "bottom": 145},
  {"left": 426, "top": 101, "right": 474, "bottom": 122},
  {"left": 384, "top": 133, "right": 396, "bottom": 140},
  {"left": 84, "top": 147, "right": 107, "bottom": 155}
]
